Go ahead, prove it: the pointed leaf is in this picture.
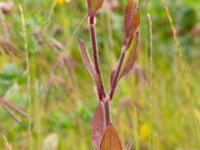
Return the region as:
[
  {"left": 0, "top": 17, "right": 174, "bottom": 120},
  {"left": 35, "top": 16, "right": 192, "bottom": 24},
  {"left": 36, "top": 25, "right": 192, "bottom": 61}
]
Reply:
[
  {"left": 119, "top": 33, "right": 139, "bottom": 79},
  {"left": 124, "top": 0, "right": 140, "bottom": 48},
  {"left": 100, "top": 123, "right": 122, "bottom": 150},
  {"left": 87, "top": 0, "right": 104, "bottom": 17},
  {"left": 110, "top": 33, "right": 139, "bottom": 90},
  {"left": 78, "top": 38, "right": 96, "bottom": 75},
  {"left": 92, "top": 102, "right": 105, "bottom": 150},
  {"left": 78, "top": 38, "right": 104, "bottom": 100}
]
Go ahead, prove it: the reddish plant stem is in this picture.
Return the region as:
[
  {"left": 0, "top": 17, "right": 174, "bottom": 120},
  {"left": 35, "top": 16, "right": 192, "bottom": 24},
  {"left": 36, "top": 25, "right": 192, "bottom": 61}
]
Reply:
[
  {"left": 89, "top": 16, "right": 111, "bottom": 126},
  {"left": 89, "top": 16, "right": 106, "bottom": 100},
  {"left": 109, "top": 49, "right": 126, "bottom": 99},
  {"left": 103, "top": 101, "right": 111, "bottom": 126}
]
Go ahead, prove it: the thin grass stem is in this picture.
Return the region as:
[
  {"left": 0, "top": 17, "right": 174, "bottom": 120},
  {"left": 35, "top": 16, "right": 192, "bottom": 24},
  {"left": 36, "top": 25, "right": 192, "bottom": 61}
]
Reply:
[{"left": 19, "top": 4, "right": 32, "bottom": 150}]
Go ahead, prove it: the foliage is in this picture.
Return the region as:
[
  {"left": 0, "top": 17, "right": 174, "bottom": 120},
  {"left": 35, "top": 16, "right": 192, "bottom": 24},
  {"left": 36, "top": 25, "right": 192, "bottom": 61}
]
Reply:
[{"left": 0, "top": 0, "right": 200, "bottom": 149}]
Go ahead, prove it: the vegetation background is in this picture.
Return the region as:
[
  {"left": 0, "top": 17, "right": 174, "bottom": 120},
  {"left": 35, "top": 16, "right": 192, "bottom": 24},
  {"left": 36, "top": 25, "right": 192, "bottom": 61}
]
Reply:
[{"left": 0, "top": 0, "right": 200, "bottom": 149}]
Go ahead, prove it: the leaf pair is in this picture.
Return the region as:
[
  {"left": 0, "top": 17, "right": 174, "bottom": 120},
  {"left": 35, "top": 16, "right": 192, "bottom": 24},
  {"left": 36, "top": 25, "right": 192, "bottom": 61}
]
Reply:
[
  {"left": 87, "top": 0, "right": 104, "bottom": 17},
  {"left": 92, "top": 103, "right": 122, "bottom": 150},
  {"left": 78, "top": 39, "right": 104, "bottom": 100},
  {"left": 109, "top": 0, "right": 140, "bottom": 98}
]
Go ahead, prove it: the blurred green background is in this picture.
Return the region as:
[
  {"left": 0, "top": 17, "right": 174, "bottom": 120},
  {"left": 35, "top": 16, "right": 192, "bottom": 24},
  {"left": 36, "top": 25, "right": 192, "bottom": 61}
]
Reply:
[{"left": 0, "top": 0, "right": 200, "bottom": 149}]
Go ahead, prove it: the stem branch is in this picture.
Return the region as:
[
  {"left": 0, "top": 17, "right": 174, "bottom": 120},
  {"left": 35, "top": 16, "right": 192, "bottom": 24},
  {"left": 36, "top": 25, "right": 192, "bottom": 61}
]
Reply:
[
  {"left": 109, "top": 48, "right": 126, "bottom": 99},
  {"left": 89, "top": 16, "right": 111, "bottom": 126},
  {"left": 89, "top": 16, "right": 106, "bottom": 100}
]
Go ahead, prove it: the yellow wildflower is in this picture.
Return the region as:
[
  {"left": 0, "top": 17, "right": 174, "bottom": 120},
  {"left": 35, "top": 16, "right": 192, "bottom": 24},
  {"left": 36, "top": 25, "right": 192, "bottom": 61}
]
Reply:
[
  {"left": 139, "top": 123, "right": 149, "bottom": 140},
  {"left": 55, "top": 0, "right": 65, "bottom": 5}
]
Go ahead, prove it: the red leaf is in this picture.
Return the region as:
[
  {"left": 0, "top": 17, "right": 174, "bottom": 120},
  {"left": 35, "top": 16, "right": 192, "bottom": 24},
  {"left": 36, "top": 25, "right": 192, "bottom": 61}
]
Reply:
[
  {"left": 87, "top": 0, "right": 104, "bottom": 17},
  {"left": 78, "top": 38, "right": 96, "bottom": 75},
  {"left": 110, "top": 33, "right": 139, "bottom": 90},
  {"left": 78, "top": 38, "right": 104, "bottom": 99},
  {"left": 100, "top": 123, "right": 122, "bottom": 150},
  {"left": 119, "top": 32, "right": 139, "bottom": 79},
  {"left": 124, "top": 0, "right": 140, "bottom": 49},
  {"left": 92, "top": 102, "right": 105, "bottom": 150}
]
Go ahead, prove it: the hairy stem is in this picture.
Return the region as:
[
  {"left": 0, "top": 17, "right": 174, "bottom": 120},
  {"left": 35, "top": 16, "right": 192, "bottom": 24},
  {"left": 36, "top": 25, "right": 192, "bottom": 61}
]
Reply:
[{"left": 89, "top": 16, "right": 106, "bottom": 100}]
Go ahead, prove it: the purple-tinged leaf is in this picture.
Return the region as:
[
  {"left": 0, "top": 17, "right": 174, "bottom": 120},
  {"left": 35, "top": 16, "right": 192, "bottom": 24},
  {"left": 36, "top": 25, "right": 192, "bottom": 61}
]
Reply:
[
  {"left": 124, "top": 0, "right": 140, "bottom": 49},
  {"left": 100, "top": 123, "right": 123, "bottom": 150},
  {"left": 92, "top": 102, "right": 105, "bottom": 150},
  {"left": 78, "top": 38, "right": 104, "bottom": 100},
  {"left": 109, "top": 33, "right": 139, "bottom": 98},
  {"left": 87, "top": 0, "right": 104, "bottom": 17},
  {"left": 78, "top": 38, "right": 96, "bottom": 75},
  {"left": 119, "top": 32, "right": 139, "bottom": 79}
]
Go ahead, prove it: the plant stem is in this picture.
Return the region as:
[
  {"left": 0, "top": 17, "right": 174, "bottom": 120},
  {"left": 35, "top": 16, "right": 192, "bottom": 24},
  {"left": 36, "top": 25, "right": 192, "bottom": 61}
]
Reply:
[
  {"left": 109, "top": 49, "right": 126, "bottom": 99},
  {"left": 19, "top": 4, "right": 32, "bottom": 150},
  {"left": 88, "top": 16, "right": 111, "bottom": 127},
  {"left": 103, "top": 101, "right": 111, "bottom": 126},
  {"left": 89, "top": 16, "right": 106, "bottom": 100}
]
